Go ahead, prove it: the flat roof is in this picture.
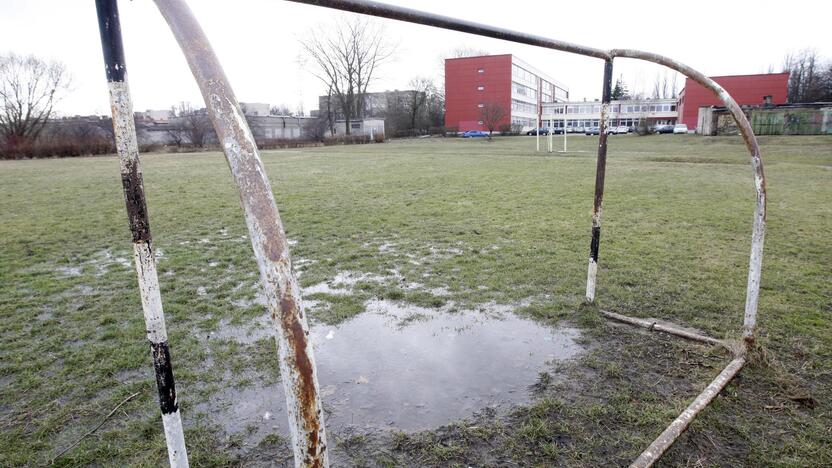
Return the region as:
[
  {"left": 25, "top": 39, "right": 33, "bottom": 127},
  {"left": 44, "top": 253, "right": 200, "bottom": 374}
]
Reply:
[
  {"left": 688, "top": 72, "right": 790, "bottom": 80},
  {"left": 444, "top": 53, "right": 568, "bottom": 91}
]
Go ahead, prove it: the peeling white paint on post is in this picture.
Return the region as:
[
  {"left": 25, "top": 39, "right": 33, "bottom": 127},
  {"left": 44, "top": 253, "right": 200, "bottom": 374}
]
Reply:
[
  {"left": 151, "top": 0, "right": 328, "bottom": 466},
  {"left": 95, "top": 1, "right": 189, "bottom": 466},
  {"left": 585, "top": 256, "right": 598, "bottom": 301},
  {"left": 743, "top": 161, "right": 766, "bottom": 341}
]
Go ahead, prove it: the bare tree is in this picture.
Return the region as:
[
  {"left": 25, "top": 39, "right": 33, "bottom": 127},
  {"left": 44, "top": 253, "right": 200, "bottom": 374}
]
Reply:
[
  {"left": 783, "top": 49, "right": 832, "bottom": 103},
  {"left": 406, "top": 77, "right": 433, "bottom": 132},
  {"left": 479, "top": 102, "right": 507, "bottom": 137},
  {"left": 172, "top": 102, "right": 212, "bottom": 148},
  {"left": 651, "top": 71, "right": 680, "bottom": 99},
  {"left": 0, "top": 53, "right": 70, "bottom": 153},
  {"left": 303, "top": 115, "right": 328, "bottom": 141},
  {"left": 437, "top": 46, "right": 490, "bottom": 80},
  {"left": 300, "top": 16, "right": 395, "bottom": 134},
  {"left": 425, "top": 83, "right": 445, "bottom": 131},
  {"left": 270, "top": 104, "right": 294, "bottom": 116},
  {"left": 448, "top": 46, "right": 489, "bottom": 59},
  {"left": 165, "top": 111, "right": 185, "bottom": 148}
]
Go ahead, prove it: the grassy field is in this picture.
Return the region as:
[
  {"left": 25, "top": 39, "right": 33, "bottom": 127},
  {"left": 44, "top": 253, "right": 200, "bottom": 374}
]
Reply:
[{"left": 1, "top": 134, "right": 830, "bottom": 466}]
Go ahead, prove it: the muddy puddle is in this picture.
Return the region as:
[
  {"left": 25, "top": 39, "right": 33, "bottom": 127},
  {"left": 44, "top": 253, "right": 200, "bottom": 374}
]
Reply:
[{"left": 195, "top": 301, "right": 583, "bottom": 445}]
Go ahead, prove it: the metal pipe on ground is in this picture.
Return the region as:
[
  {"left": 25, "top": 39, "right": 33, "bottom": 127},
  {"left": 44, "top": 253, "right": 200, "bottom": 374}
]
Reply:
[
  {"left": 93, "top": 0, "right": 189, "bottom": 466},
  {"left": 599, "top": 310, "right": 725, "bottom": 348},
  {"left": 152, "top": 0, "right": 328, "bottom": 466},
  {"left": 631, "top": 356, "right": 747, "bottom": 468}
]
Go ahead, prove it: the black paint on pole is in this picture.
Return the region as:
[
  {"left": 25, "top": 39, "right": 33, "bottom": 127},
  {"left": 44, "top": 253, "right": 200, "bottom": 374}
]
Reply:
[
  {"left": 590, "top": 226, "right": 601, "bottom": 262},
  {"left": 151, "top": 341, "right": 179, "bottom": 415},
  {"left": 121, "top": 164, "right": 152, "bottom": 243},
  {"left": 95, "top": 0, "right": 127, "bottom": 82}
]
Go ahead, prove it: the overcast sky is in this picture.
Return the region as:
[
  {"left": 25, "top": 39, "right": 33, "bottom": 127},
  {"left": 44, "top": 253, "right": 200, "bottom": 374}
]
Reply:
[{"left": 2, "top": 0, "right": 830, "bottom": 116}]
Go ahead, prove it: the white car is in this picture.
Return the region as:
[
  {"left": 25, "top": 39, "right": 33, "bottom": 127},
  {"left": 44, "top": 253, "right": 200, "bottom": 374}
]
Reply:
[
  {"left": 673, "top": 124, "right": 689, "bottom": 134},
  {"left": 613, "top": 126, "right": 630, "bottom": 134}
]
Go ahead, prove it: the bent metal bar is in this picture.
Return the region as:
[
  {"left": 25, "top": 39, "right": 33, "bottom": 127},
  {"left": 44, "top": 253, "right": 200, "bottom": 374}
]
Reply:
[{"left": 96, "top": 0, "right": 766, "bottom": 466}]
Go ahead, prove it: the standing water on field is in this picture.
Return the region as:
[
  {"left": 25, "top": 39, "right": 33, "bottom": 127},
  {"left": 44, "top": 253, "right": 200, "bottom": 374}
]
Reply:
[{"left": 195, "top": 299, "right": 584, "bottom": 444}]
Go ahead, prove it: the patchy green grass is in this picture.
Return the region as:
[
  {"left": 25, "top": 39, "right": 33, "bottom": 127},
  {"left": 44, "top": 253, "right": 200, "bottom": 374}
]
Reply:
[{"left": 1, "top": 134, "right": 830, "bottom": 466}]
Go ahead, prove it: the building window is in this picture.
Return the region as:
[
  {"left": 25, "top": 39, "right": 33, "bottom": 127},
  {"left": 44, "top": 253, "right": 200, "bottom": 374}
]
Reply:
[
  {"left": 478, "top": 120, "right": 484, "bottom": 125},
  {"left": 477, "top": 68, "right": 485, "bottom": 74},
  {"left": 477, "top": 85, "right": 485, "bottom": 91},
  {"left": 511, "top": 99, "right": 537, "bottom": 114},
  {"left": 351, "top": 122, "right": 361, "bottom": 129},
  {"left": 478, "top": 103, "right": 484, "bottom": 108}
]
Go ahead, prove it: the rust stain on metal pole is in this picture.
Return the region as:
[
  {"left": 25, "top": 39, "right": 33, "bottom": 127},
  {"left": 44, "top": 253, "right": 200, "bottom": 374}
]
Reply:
[
  {"left": 585, "top": 58, "right": 613, "bottom": 302},
  {"left": 152, "top": 0, "right": 327, "bottom": 465}
]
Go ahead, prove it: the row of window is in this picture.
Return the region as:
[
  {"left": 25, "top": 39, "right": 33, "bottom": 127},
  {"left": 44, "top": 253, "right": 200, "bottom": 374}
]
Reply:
[
  {"left": 538, "top": 118, "right": 675, "bottom": 127},
  {"left": 548, "top": 103, "right": 677, "bottom": 114},
  {"left": 512, "top": 116, "right": 536, "bottom": 127},
  {"left": 513, "top": 81, "right": 537, "bottom": 97},
  {"left": 512, "top": 64, "right": 537, "bottom": 87},
  {"left": 511, "top": 99, "right": 538, "bottom": 114}
]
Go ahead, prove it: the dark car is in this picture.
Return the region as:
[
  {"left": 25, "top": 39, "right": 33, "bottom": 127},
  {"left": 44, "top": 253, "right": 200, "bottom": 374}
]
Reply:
[
  {"left": 654, "top": 124, "right": 674, "bottom": 134},
  {"left": 526, "top": 128, "right": 550, "bottom": 136},
  {"left": 462, "top": 130, "right": 489, "bottom": 138}
]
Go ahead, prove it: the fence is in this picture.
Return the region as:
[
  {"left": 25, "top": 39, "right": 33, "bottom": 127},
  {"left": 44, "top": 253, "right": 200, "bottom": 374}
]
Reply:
[{"left": 94, "top": 0, "right": 767, "bottom": 467}]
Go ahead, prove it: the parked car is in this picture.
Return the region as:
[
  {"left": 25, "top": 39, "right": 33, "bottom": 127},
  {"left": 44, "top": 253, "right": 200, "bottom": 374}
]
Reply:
[
  {"left": 526, "top": 128, "right": 550, "bottom": 136},
  {"left": 585, "top": 126, "right": 614, "bottom": 135},
  {"left": 672, "top": 124, "right": 689, "bottom": 134},
  {"left": 462, "top": 130, "right": 489, "bottom": 138},
  {"left": 654, "top": 124, "right": 674, "bottom": 134},
  {"left": 552, "top": 127, "right": 565, "bottom": 134},
  {"left": 613, "top": 126, "right": 630, "bottom": 134}
]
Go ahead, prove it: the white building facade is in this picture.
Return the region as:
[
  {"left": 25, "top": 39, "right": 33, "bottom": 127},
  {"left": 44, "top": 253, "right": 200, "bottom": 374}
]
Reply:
[
  {"left": 542, "top": 98, "right": 678, "bottom": 131},
  {"left": 510, "top": 57, "right": 569, "bottom": 129}
]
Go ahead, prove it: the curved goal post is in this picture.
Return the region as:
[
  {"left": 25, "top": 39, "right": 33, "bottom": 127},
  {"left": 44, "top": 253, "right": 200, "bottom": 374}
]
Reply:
[{"left": 95, "top": 0, "right": 766, "bottom": 466}]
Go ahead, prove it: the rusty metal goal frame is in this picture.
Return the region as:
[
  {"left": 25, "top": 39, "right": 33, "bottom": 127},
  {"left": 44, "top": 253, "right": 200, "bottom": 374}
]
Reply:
[{"left": 94, "top": 0, "right": 766, "bottom": 467}]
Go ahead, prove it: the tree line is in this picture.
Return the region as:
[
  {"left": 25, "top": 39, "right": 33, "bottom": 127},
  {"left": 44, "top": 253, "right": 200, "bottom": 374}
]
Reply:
[{"left": 299, "top": 16, "right": 445, "bottom": 137}]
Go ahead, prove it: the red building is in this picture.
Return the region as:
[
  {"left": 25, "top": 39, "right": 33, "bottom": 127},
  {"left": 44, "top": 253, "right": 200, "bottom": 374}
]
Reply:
[
  {"left": 445, "top": 54, "right": 568, "bottom": 132},
  {"left": 677, "top": 72, "right": 789, "bottom": 130}
]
